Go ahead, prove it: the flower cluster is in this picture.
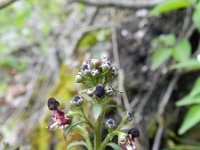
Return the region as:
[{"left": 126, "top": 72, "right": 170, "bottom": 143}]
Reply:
[
  {"left": 47, "top": 57, "right": 140, "bottom": 150},
  {"left": 75, "top": 58, "right": 118, "bottom": 88}
]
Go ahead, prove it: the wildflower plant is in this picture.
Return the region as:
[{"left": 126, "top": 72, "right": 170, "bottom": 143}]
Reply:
[{"left": 47, "top": 57, "right": 140, "bottom": 150}]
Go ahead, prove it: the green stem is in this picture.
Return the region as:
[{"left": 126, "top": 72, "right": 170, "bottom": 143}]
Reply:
[
  {"left": 99, "top": 118, "right": 128, "bottom": 150},
  {"left": 100, "top": 131, "right": 119, "bottom": 150},
  {"left": 77, "top": 125, "right": 93, "bottom": 150},
  {"left": 94, "top": 105, "right": 105, "bottom": 150},
  {"left": 81, "top": 107, "right": 94, "bottom": 130}
]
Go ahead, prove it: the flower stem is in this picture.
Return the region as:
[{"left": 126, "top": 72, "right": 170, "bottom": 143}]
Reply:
[
  {"left": 100, "top": 131, "right": 119, "bottom": 150},
  {"left": 81, "top": 107, "right": 94, "bottom": 130},
  {"left": 77, "top": 125, "right": 93, "bottom": 150},
  {"left": 94, "top": 105, "right": 105, "bottom": 150}
]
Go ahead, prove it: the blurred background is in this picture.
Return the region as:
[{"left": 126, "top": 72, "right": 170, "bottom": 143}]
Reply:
[{"left": 1, "top": 0, "right": 200, "bottom": 149}]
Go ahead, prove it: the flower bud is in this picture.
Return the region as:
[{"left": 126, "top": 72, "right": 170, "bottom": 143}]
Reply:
[
  {"left": 91, "top": 69, "right": 99, "bottom": 76},
  {"left": 75, "top": 75, "right": 83, "bottom": 83},
  {"left": 82, "top": 64, "right": 91, "bottom": 76},
  {"left": 111, "top": 66, "right": 118, "bottom": 77},
  {"left": 128, "top": 128, "right": 140, "bottom": 138},
  {"left": 87, "top": 88, "right": 94, "bottom": 96},
  {"left": 125, "top": 112, "right": 134, "bottom": 121},
  {"left": 93, "top": 85, "right": 105, "bottom": 99},
  {"left": 72, "top": 96, "right": 83, "bottom": 106},
  {"left": 48, "top": 98, "right": 60, "bottom": 110},
  {"left": 101, "top": 62, "right": 111, "bottom": 72},
  {"left": 105, "top": 119, "right": 116, "bottom": 129},
  {"left": 105, "top": 86, "right": 113, "bottom": 96},
  {"left": 101, "top": 57, "right": 109, "bottom": 64},
  {"left": 89, "top": 58, "right": 101, "bottom": 68}
]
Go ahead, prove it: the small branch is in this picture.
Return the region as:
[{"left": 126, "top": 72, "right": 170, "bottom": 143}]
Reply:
[
  {"left": 0, "top": 0, "right": 18, "bottom": 10},
  {"left": 152, "top": 74, "right": 180, "bottom": 150},
  {"left": 68, "top": 0, "right": 163, "bottom": 9}
]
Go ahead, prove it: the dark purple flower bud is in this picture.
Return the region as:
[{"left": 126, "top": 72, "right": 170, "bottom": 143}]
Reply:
[
  {"left": 82, "top": 64, "right": 91, "bottom": 75},
  {"left": 82, "top": 64, "right": 90, "bottom": 71},
  {"left": 72, "top": 96, "right": 83, "bottom": 106},
  {"left": 93, "top": 85, "right": 105, "bottom": 99},
  {"left": 105, "top": 119, "right": 116, "bottom": 129},
  {"left": 128, "top": 128, "right": 140, "bottom": 138},
  {"left": 47, "top": 98, "right": 60, "bottom": 110}
]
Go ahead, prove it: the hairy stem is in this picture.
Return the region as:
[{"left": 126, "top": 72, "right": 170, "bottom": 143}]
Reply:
[
  {"left": 94, "top": 104, "right": 105, "bottom": 150},
  {"left": 77, "top": 125, "right": 93, "bottom": 150},
  {"left": 100, "top": 131, "right": 119, "bottom": 150},
  {"left": 81, "top": 107, "right": 95, "bottom": 130}
]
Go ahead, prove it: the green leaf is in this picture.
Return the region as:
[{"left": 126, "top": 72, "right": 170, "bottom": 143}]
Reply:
[
  {"left": 106, "top": 142, "right": 122, "bottom": 150},
  {"left": 105, "top": 104, "right": 123, "bottom": 110},
  {"left": 170, "top": 59, "right": 200, "bottom": 69},
  {"left": 152, "top": 34, "right": 176, "bottom": 48},
  {"left": 190, "top": 77, "right": 200, "bottom": 96},
  {"left": 172, "top": 39, "right": 191, "bottom": 62},
  {"left": 92, "top": 102, "right": 103, "bottom": 121},
  {"left": 150, "top": 0, "right": 190, "bottom": 16},
  {"left": 66, "top": 141, "right": 87, "bottom": 150},
  {"left": 176, "top": 93, "right": 200, "bottom": 106},
  {"left": 176, "top": 77, "right": 200, "bottom": 106},
  {"left": 178, "top": 105, "right": 200, "bottom": 135},
  {"left": 64, "top": 121, "right": 84, "bottom": 139},
  {"left": 151, "top": 48, "right": 172, "bottom": 70},
  {"left": 192, "top": 2, "right": 200, "bottom": 32}
]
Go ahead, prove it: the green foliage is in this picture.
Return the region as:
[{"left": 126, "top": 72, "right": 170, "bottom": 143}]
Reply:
[
  {"left": 170, "top": 59, "right": 200, "bottom": 69},
  {"left": 92, "top": 102, "right": 103, "bottom": 121},
  {"left": 151, "top": 34, "right": 192, "bottom": 70},
  {"left": 150, "top": 0, "right": 190, "bottom": 16},
  {"left": 172, "top": 39, "right": 191, "bottom": 62},
  {"left": 66, "top": 141, "right": 87, "bottom": 150},
  {"left": 176, "top": 77, "right": 200, "bottom": 134},
  {"left": 176, "top": 77, "right": 200, "bottom": 106},
  {"left": 151, "top": 48, "right": 172, "bottom": 70},
  {"left": 64, "top": 121, "right": 84, "bottom": 139},
  {"left": 192, "top": 2, "right": 200, "bottom": 32},
  {"left": 106, "top": 142, "right": 123, "bottom": 150},
  {"left": 178, "top": 105, "right": 200, "bottom": 135},
  {"left": 0, "top": 57, "right": 28, "bottom": 71}
]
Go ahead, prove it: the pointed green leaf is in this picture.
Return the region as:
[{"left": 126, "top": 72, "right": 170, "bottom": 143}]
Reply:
[
  {"left": 105, "top": 104, "right": 123, "bottom": 110},
  {"left": 170, "top": 59, "right": 200, "bottom": 70},
  {"left": 66, "top": 141, "right": 87, "bottom": 150},
  {"left": 152, "top": 34, "right": 176, "bottom": 48},
  {"left": 151, "top": 48, "right": 172, "bottom": 70},
  {"left": 64, "top": 121, "right": 84, "bottom": 139},
  {"left": 150, "top": 0, "right": 190, "bottom": 16},
  {"left": 178, "top": 105, "right": 200, "bottom": 135},
  {"left": 192, "top": 2, "right": 200, "bottom": 32},
  {"left": 176, "top": 77, "right": 200, "bottom": 106},
  {"left": 172, "top": 39, "right": 191, "bottom": 62},
  {"left": 176, "top": 93, "right": 200, "bottom": 106},
  {"left": 92, "top": 102, "right": 102, "bottom": 121},
  {"left": 106, "top": 142, "right": 122, "bottom": 150}
]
